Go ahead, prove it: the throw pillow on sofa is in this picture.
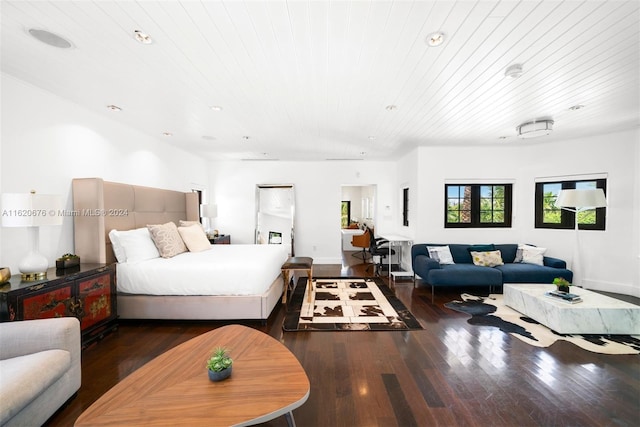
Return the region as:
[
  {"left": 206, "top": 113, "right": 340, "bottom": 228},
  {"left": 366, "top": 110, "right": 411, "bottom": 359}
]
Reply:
[
  {"left": 520, "top": 245, "right": 546, "bottom": 265},
  {"left": 427, "top": 245, "right": 455, "bottom": 264},
  {"left": 470, "top": 250, "right": 504, "bottom": 267}
]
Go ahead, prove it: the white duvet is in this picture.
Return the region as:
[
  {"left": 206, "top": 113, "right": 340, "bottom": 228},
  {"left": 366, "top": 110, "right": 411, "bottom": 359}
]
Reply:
[{"left": 116, "top": 244, "right": 289, "bottom": 296}]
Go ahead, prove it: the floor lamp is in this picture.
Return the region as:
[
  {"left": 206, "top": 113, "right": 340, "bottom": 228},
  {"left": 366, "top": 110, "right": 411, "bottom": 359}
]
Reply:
[
  {"left": 1, "top": 191, "right": 62, "bottom": 280},
  {"left": 555, "top": 188, "right": 607, "bottom": 287}
]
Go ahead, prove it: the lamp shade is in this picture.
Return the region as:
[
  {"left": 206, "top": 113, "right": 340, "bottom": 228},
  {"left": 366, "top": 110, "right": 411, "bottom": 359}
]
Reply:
[
  {"left": 555, "top": 188, "right": 607, "bottom": 209},
  {"left": 201, "top": 204, "right": 218, "bottom": 219},
  {"left": 1, "top": 193, "right": 63, "bottom": 227}
]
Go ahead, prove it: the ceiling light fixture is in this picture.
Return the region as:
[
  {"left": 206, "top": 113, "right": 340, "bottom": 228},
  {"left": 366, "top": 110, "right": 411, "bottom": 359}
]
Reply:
[
  {"left": 385, "top": 105, "right": 397, "bottom": 111},
  {"left": 210, "top": 106, "right": 223, "bottom": 111},
  {"left": 134, "top": 30, "right": 153, "bottom": 44},
  {"left": 106, "top": 105, "right": 122, "bottom": 111},
  {"left": 504, "top": 63, "right": 523, "bottom": 78},
  {"left": 516, "top": 119, "right": 554, "bottom": 139},
  {"left": 426, "top": 32, "right": 445, "bottom": 47},
  {"left": 202, "top": 135, "right": 216, "bottom": 141},
  {"left": 242, "top": 136, "right": 250, "bottom": 140},
  {"left": 569, "top": 105, "right": 585, "bottom": 111},
  {"left": 162, "top": 132, "right": 172, "bottom": 137},
  {"left": 28, "top": 29, "right": 72, "bottom": 48}
]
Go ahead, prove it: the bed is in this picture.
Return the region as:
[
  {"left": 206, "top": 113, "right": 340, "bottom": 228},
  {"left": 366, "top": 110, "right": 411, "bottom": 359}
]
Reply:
[{"left": 72, "top": 178, "right": 288, "bottom": 322}]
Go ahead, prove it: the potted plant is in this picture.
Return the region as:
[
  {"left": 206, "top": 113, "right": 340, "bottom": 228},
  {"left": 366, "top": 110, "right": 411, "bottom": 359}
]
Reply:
[
  {"left": 206, "top": 347, "right": 233, "bottom": 382},
  {"left": 553, "top": 277, "right": 571, "bottom": 293},
  {"left": 56, "top": 253, "right": 80, "bottom": 269}
]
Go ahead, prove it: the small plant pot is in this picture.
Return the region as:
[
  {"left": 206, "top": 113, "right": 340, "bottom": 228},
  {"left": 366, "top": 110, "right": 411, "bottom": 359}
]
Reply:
[
  {"left": 557, "top": 285, "right": 570, "bottom": 293},
  {"left": 208, "top": 366, "right": 232, "bottom": 382}
]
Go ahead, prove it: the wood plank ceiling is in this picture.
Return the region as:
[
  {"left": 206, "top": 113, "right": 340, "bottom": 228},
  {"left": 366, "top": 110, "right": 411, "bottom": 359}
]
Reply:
[{"left": 1, "top": 1, "right": 638, "bottom": 161}]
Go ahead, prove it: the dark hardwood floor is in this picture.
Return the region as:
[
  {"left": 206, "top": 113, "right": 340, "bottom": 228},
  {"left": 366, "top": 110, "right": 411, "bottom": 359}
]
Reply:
[{"left": 47, "top": 252, "right": 640, "bottom": 427}]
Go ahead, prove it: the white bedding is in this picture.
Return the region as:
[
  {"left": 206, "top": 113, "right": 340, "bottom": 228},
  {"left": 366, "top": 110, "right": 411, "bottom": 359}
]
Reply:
[{"left": 116, "top": 244, "right": 289, "bottom": 296}]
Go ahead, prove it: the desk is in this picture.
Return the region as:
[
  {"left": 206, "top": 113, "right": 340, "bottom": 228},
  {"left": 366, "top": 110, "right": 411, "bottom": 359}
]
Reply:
[
  {"left": 341, "top": 228, "right": 365, "bottom": 250},
  {"left": 75, "top": 324, "right": 310, "bottom": 427},
  {"left": 378, "top": 234, "right": 413, "bottom": 285}
]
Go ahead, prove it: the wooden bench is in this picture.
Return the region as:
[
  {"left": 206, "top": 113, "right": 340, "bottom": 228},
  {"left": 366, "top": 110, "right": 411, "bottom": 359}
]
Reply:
[{"left": 281, "top": 257, "right": 313, "bottom": 304}]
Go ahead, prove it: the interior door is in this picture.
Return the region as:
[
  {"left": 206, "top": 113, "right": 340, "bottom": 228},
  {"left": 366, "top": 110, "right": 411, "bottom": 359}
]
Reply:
[{"left": 255, "top": 185, "right": 295, "bottom": 256}]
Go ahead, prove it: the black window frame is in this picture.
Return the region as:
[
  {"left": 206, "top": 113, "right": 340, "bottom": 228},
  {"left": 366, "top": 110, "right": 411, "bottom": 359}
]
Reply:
[
  {"left": 534, "top": 179, "right": 606, "bottom": 230},
  {"left": 402, "top": 187, "right": 409, "bottom": 227},
  {"left": 444, "top": 183, "right": 513, "bottom": 228}
]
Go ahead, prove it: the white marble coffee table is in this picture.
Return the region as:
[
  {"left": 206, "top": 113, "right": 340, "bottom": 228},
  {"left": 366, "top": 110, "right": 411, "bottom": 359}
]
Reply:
[{"left": 504, "top": 283, "right": 640, "bottom": 335}]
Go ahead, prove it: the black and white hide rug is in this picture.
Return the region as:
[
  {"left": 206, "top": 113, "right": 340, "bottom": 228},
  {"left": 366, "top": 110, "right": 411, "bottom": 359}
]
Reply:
[{"left": 445, "top": 294, "right": 640, "bottom": 355}]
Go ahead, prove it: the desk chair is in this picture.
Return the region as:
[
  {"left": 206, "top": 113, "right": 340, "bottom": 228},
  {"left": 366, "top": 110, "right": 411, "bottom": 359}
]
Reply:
[
  {"left": 351, "top": 229, "right": 370, "bottom": 260},
  {"left": 366, "top": 227, "right": 395, "bottom": 276}
]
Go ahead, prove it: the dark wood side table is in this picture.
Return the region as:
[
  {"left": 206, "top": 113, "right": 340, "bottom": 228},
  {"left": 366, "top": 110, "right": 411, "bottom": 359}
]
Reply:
[
  {"left": 209, "top": 234, "right": 230, "bottom": 244},
  {"left": 0, "top": 263, "right": 117, "bottom": 348}
]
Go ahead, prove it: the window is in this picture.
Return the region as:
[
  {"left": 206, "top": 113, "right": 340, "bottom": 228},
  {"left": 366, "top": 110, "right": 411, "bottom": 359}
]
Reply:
[
  {"left": 535, "top": 179, "right": 606, "bottom": 230},
  {"left": 402, "top": 188, "right": 409, "bottom": 227},
  {"left": 341, "top": 201, "right": 351, "bottom": 228},
  {"left": 445, "top": 184, "right": 512, "bottom": 228}
]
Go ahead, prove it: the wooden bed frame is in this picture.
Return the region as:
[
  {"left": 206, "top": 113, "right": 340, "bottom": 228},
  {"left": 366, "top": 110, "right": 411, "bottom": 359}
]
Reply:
[{"left": 72, "top": 178, "right": 284, "bottom": 322}]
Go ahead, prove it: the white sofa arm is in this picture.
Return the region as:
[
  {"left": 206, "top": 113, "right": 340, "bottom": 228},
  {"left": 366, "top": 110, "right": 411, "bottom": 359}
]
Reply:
[{"left": 0, "top": 317, "right": 81, "bottom": 363}]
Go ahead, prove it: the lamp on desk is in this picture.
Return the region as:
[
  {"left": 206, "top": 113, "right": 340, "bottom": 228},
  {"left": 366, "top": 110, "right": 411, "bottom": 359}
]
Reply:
[
  {"left": 1, "top": 191, "right": 63, "bottom": 280},
  {"left": 555, "top": 188, "right": 607, "bottom": 287},
  {"left": 201, "top": 204, "right": 218, "bottom": 238}
]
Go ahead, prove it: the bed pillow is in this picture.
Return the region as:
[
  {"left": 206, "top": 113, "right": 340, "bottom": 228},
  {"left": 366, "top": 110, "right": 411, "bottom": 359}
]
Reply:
[
  {"left": 470, "top": 250, "right": 504, "bottom": 267},
  {"left": 147, "top": 222, "right": 187, "bottom": 258},
  {"left": 427, "top": 245, "right": 455, "bottom": 265},
  {"left": 179, "top": 220, "right": 205, "bottom": 232},
  {"left": 108, "top": 229, "right": 127, "bottom": 263},
  {"left": 178, "top": 223, "right": 211, "bottom": 252},
  {"left": 520, "top": 245, "right": 547, "bottom": 266},
  {"left": 118, "top": 227, "right": 160, "bottom": 263}
]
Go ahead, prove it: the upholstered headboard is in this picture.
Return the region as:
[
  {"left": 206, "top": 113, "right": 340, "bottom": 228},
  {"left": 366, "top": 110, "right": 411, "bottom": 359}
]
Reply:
[{"left": 72, "top": 178, "right": 199, "bottom": 264}]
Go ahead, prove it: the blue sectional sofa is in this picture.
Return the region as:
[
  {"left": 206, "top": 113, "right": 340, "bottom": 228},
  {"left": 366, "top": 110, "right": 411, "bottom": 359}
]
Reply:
[{"left": 411, "top": 243, "right": 573, "bottom": 301}]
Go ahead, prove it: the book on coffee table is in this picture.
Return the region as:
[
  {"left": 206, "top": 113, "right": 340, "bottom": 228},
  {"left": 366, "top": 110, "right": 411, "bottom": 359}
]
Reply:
[{"left": 545, "top": 291, "right": 582, "bottom": 304}]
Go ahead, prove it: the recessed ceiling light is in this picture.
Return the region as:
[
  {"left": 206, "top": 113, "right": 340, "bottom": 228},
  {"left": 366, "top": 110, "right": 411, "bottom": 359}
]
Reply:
[
  {"left": 242, "top": 136, "right": 250, "bottom": 140},
  {"left": 569, "top": 105, "right": 585, "bottom": 111},
  {"left": 134, "top": 30, "right": 153, "bottom": 45},
  {"left": 162, "top": 132, "right": 173, "bottom": 137},
  {"left": 202, "top": 135, "right": 216, "bottom": 140},
  {"left": 28, "top": 29, "right": 72, "bottom": 48},
  {"left": 360, "top": 152, "right": 367, "bottom": 156},
  {"left": 210, "top": 106, "right": 223, "bottom": 111},
  {"left": 426, "top": 32, "right": 445, "bottom": 47},
  {"left": 368, "top": 136, "right": 376, "bottom": 140},
  {"left": 106, "top": 105, "right": 122, "bottom": 111},
  {"left": 504, "top": 64, "right": 523, "bottom": 78},
  {"left": 385, "top": 105, "right": 397, "bottom": 111}
]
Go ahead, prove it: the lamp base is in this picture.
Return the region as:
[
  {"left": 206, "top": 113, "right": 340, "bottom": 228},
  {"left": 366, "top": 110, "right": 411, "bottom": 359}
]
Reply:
[{"left": 21, "top": 271, "right": 47, "bottom": 281}]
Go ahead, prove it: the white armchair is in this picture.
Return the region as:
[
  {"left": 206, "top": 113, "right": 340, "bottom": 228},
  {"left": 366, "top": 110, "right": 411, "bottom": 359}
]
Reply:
[{"left": 0, "top": 317, "right": 81, "bottom": 426}]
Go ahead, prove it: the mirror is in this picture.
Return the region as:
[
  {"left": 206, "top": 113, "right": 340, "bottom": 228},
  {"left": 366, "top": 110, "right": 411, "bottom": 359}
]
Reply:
[{"left": 255, "top": 185, "right": 295, "bottom": 256}]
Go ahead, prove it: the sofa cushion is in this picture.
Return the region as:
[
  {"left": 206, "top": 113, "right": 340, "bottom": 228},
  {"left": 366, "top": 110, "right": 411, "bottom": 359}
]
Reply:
[
  {"left": 494, "top": 244, "right": 518, "bottom": 263},
  {"left": 497, "top": 263, "right": 573, "bottom": 283},
  {"left": 427, "top": 264, "right": 503, "bottom": 286},
  {"left": 0, "top": 349, "right": 70, "bottom": 424}
]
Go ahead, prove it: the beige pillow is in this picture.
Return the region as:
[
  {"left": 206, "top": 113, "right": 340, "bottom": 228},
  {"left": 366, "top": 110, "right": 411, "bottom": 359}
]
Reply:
[
  {"left": 470, "top": 250, "right": 504, "bottom": 267},
  {"left": 179, "top": 220, "right": 205, "bottom": 232},
  {"left": 147, "top": 222, "right": 187, "bottom": 258},
  {"left": 178, "top": 224, "right": 211, "bottom": 252}
]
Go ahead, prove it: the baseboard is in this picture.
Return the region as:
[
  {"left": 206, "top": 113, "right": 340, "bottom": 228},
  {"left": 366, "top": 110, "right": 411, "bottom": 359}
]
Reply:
[{"left": 583, "top": 279, "right": 640, "bottom": 298}]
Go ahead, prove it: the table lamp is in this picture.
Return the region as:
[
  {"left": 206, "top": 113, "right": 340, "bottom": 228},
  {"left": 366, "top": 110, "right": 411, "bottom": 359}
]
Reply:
[
  {"left": 555, "top": 188, "right": 607, "bottom": 286},
  {"left": 201, "top": 204, "right": 218, "bottom": 238},
  {"left": 1, "top": 191, "right": 63, "bottom": 280}
]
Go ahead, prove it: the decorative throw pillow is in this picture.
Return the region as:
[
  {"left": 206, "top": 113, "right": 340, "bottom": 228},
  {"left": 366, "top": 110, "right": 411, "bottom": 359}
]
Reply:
[
  {"left": 470, "top": 250, "right": 504, "bottom": 267},
  {"left": 147, "top": 222, "right": 187, "bottom": 258},
  {"left": 178, "top": 224, "right": 211, "bottom": 252},
  {"left": 514, "top": 243, "right": 535, "bottom": 263},
  {"left": 179, "top": 220, "right": 205, "bottom": 232},
  {"left": 427, "top": 245, "right": 455, "bottom": 265},
  {"left": 521, "top": 246, "right": 546, "bottom": 266}
]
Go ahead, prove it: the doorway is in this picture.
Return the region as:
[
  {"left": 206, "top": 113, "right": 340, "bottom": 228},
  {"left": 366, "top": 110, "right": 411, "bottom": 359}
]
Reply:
[
  {"left": 340, "top": 185, "right": 376, "bottom": 253},
  {"left": 255, "top": 185, "right": 295, "bottom": 256}
]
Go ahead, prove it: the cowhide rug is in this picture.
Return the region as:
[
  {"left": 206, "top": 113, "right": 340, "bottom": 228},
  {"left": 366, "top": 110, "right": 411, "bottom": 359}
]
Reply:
[
  {"left": 445, "top": 294, "right": 640, "bottom": 355},
  {"left": 282, "top": 277, "right": 423, "bottom": 331}
]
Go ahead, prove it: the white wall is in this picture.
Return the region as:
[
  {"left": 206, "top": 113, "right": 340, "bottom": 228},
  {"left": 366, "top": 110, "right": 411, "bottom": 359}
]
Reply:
[
  {"left": 411, "top": 129, "right": 639, "bottom": 297},
  {"left": 207, "top": 161, "right": 396, "bottom": 263},
  {"left": 0, "top": 74, "right": 209, "bottom": 273}
]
